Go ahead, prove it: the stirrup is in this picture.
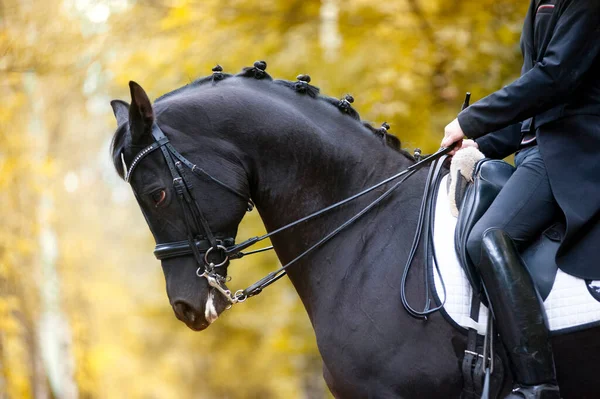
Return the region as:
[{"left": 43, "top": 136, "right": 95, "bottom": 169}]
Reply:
[{"left": 507, "top": 383, "right": 560, "bottom": 399}]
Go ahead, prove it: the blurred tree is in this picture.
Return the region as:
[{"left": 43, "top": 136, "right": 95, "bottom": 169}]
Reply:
[{"left": 1, "top": 0, "right": 93, "bottom": 397}]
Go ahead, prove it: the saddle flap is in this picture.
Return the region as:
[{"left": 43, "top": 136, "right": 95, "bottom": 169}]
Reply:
[{"left": 455, "top": 160, "right": 516, "bottom": 293}]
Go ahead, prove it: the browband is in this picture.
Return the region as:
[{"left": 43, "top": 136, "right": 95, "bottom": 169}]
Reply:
[{"left": 124, "top": 136, "right": 170, "bottom": 182}]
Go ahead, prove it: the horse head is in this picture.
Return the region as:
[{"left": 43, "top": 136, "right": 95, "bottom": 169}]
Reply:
[{"left": 110, "top": 81, "right": 251, "bottom": 331}]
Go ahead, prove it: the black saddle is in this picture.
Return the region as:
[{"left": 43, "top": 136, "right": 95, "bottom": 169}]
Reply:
[{"left": 454, "top": 159, "right": 563, "bottom": 300}]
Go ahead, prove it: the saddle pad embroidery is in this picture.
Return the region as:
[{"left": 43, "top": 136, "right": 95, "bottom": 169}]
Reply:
[{"left": 431, "top": 175, "right": 600, "bottom": 335}]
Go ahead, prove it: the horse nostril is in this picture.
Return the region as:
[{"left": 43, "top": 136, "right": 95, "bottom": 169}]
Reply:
[{"left": 173, "top": 301, "right": 197, "bottom": 324}]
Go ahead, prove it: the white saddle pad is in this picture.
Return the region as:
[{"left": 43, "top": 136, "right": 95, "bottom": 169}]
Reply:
[{"left": 432, "top": 175, "right": 600, "bottom": 335}]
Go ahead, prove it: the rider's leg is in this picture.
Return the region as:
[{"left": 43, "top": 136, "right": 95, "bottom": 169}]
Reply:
[
  {"left": 465, "top": 146, "right": 561, "bottom": 398},
  {"left": 466, "top": 145, "right": 559, "bottom": 267},
  {"left": 480, "top": 229, "right": 559, "bottom": 398}
]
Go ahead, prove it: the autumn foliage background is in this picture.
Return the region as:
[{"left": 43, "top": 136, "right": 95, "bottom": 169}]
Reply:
[{"left": 1, "top": 1, "right": 526, "bottom": 398}]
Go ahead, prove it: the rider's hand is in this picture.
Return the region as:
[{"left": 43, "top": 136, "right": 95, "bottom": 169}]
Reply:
[{"left": 441, "top": 118, "right": 466, "bottom": 156}]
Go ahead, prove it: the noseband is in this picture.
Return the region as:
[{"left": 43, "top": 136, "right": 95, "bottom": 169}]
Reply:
[{"left": 123, "top": 122, "right": 451, "bottom": 315}]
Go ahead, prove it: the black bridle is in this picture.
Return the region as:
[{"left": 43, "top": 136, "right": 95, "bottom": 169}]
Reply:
[
  {"left": 124, "top": 123, "right": 247, "bottom": 302},
  {"left": 123, "top": 122, "right": 451, "bottom": 314}
]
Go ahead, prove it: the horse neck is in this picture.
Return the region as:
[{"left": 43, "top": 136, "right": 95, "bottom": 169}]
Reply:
[
  {"left": 238, "top": 113, "right": 412, "bottom": 246},
  {"left": 225, "top": 98, "right": 422, "bottom": 310}
]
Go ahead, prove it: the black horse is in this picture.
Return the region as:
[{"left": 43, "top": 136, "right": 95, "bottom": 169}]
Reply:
[{"left": 110, "top": 65, "right": 600, "bottom": 398}]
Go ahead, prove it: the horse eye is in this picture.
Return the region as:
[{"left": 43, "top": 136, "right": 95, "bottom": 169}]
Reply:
[{"left": 151, "top": 189, "right": 166, "bottom": 207}]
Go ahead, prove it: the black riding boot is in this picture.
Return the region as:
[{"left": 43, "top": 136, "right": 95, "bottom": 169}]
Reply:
[{"left": 479, "top": 229, "right": 560, "bottom": 399}]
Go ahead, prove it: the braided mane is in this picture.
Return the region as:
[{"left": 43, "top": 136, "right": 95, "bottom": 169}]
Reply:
[{"left": 111, "top": 61, "right": 414, "bottom": 179}]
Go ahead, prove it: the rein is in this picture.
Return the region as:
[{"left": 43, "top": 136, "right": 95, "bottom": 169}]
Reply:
[{"left": 123, "top": 122, "right": 452, "bottom": 308}]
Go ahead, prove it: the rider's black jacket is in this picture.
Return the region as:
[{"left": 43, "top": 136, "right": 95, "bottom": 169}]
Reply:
[{"left": 457, "top": 0, "right": 600, "bottom": 279}]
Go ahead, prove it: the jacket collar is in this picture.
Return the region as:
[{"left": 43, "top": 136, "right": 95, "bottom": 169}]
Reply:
[
  {"left": 522, "top": 0, "right": 538, "bottom": 61},
  {"left": 524, "top": 0, "right": 565, "bottom": 63}
]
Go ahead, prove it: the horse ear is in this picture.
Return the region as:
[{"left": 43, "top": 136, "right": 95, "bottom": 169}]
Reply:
[
  {"left": 110, "top": 99, "right": 130, "bottom": 127},
  {"left": 128, "top": 81, "right": 154, "bottom": 144}
]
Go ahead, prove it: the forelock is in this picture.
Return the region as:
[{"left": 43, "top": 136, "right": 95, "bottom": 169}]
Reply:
[{"left": 110, "top": 122, "right": 129, "bottom": 180}]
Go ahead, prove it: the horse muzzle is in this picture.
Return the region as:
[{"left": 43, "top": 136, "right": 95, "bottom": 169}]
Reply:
[{"left": 171, "top": 287, "right": 230, "bottom": 331}]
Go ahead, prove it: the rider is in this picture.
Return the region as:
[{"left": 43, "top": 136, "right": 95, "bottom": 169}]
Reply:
[{"left": 441, "top": 1, "right": 600, "bottom": 397}]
